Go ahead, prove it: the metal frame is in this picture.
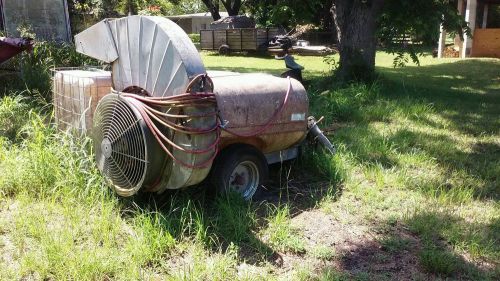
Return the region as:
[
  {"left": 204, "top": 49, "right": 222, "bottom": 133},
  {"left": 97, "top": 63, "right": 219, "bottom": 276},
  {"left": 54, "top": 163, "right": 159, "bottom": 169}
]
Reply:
[
  {"left": 199, "top": 27, "right": 278, "bottom": 51},
  {"left": 0, "top": 0, "right": 5, "bottom": 33},
  {"left": 265, "top": 146, "right": 300, "bottom": 165},
  {"left": 52, "top": 67, "right": 112, "bottom": 134},
  {"left": 62, "top": 0, "right": 72, "bottom": 42}
]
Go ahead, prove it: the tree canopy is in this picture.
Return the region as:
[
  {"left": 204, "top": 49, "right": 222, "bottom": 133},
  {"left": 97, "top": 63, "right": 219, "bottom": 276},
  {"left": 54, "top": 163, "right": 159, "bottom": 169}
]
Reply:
[
  {"left": 69, "top": 0, "right": 207, "bottom": 18},
  {"left": 67, "top": 0, "right": 469, "bottom": 82},
  {"left": 331, "top": 0, "right": 468, "bottom": 81},
  {"left": 244, "top": 0, "right": 332, "bottom": 29}
]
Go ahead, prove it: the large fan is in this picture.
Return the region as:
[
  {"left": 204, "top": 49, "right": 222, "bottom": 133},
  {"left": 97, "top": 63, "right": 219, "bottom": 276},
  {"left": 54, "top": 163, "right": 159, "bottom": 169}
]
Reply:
[
  {"left": 93, "top": 94, "right": 168, "bottom": 196},
  {"left": 77, "top": 16, "right": 215, "bottom": 195},
  {"left": 76, "top": 16, "right": 316, "bottom": 199}
]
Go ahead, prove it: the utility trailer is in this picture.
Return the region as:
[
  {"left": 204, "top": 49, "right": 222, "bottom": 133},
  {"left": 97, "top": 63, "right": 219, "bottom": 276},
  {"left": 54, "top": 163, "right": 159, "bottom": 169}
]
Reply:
[{"left": 200, "top": 28, "right": 281, "bottom": 54}]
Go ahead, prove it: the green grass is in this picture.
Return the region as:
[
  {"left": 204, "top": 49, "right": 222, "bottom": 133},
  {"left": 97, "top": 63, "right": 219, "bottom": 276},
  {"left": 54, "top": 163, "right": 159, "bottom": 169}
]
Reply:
[
  {"left": 309, "top": 245, "right": 336, "bottom": 261},
  {"left": 265, "top": 205, "right": 305, "bottom": 254},
  {"left": 419, "top": 247, "right": 460, "bottom": 277},
  {"left": 0, "top": 50, "right": 499, "bottom": 280}
]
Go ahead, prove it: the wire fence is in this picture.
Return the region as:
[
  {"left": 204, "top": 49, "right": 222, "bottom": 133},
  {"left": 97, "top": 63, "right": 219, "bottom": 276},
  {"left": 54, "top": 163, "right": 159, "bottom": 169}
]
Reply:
[{"left": 52, "top": 66, "right": 112, "bottom": 134}]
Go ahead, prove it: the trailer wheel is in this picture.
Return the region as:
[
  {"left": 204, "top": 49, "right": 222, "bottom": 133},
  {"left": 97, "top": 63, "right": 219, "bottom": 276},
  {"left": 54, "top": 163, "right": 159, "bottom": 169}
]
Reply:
[
  {"left": 218, "top": 44, "right": 230, "bottom": 55},
  {"left": 211, "top": 145, "right": 268, "bottom": 200}
]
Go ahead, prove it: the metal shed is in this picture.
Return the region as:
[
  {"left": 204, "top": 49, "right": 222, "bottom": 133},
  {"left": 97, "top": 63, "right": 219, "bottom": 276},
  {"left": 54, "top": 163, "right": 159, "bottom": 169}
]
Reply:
[{"left": 0, "top": 0, "right": 71, "bottom": 42}]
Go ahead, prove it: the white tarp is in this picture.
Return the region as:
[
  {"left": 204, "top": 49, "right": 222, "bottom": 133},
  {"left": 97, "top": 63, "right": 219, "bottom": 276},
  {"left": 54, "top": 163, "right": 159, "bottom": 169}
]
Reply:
[{"left": 0, "top": 0, "right": 71, "bottom": 42}]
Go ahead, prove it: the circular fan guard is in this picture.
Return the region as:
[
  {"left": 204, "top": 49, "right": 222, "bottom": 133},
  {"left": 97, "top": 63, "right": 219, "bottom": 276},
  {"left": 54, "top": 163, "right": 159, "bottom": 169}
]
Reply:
[{"left": 93, "top": 94, "right": 149, "bottom": 196}]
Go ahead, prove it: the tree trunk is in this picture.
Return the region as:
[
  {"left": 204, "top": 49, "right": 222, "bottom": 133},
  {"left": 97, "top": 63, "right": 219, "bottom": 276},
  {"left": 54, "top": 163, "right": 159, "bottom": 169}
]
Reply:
[
  {"left": 127, "top": 0, "right": 137, "bottom": 15},
  {"left": 221, "top": 0, "right": 242, "bottom": 16},
  {"left": 331, "top": 0, "right": 384, "bottom": 81},
  {"left": 202, "top": 0, "right": 222, "bottom": 21}
]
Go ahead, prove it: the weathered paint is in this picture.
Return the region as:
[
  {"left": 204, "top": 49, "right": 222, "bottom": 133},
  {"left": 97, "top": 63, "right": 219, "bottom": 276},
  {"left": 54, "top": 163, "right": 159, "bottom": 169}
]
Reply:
[
  {"left": 0, "top": 37, "right": 32, "bottom": 64},
  {"left": 212, "top": 72, "right": 309, "bottom": 154}
]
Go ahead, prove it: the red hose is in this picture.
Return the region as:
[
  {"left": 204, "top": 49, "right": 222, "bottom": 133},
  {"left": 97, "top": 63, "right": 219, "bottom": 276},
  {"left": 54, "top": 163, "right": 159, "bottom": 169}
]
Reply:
[
  {"left": 119, "top": 74, "right": 292, "bottom": 169},
  {"left": 126, "top": 97, "right": 220, "bottom": 169},
  {"left": 142, "top": 105, "right": 218, "bottom": 134}
]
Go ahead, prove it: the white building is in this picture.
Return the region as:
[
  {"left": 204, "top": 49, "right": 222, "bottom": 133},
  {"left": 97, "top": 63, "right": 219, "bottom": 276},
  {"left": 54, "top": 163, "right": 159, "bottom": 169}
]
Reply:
[{"left": 438, "top": 0, "right": 500, "bottom": 58}]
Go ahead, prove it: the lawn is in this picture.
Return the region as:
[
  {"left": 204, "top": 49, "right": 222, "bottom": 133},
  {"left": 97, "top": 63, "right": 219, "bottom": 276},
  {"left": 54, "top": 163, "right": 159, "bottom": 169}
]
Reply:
[{"left": 0, "top": 51, "right": 498, "bottom": 280}]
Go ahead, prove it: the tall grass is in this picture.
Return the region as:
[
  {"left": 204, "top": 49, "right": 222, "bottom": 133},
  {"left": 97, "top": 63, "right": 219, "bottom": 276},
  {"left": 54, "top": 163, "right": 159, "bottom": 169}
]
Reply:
[
  {"left": 0, "top": 109, "right": 104, "bottom": 200},
  {"left": 309, "top": 81, "right": 380, "bottom": 123},
  {"left": 0, "top": 96, "right": 273, "bottom": 279},
  {"left": 1, "top": 52, "right": 499, "bottom": 279},
  {"left": 265, "top": 204, "right": 305, "bottom": 254},
  {"left": 0, "top": 95, "right": 32, "bottom": 141}
]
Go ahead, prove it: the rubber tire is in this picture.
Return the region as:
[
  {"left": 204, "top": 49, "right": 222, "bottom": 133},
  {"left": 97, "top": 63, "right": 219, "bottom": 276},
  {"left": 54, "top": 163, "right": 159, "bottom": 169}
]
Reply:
[
  {"left": 211, "top": 145, "right": 268, "bottom": 201},
  {"left": 218, "top": 44, "right": 230, "bottom": 56}
]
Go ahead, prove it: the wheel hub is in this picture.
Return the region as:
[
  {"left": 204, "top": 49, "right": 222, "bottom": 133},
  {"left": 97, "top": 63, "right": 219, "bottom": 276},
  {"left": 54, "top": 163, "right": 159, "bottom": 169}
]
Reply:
[{"left": 229, "top": 161, "right": 259, "bottom": 199}]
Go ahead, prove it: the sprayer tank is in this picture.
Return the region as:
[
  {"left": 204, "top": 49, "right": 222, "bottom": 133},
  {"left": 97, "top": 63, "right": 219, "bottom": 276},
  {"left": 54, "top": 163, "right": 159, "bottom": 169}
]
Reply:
[{"left": 210, "top": 71, "right": 309, "bottom": 153}]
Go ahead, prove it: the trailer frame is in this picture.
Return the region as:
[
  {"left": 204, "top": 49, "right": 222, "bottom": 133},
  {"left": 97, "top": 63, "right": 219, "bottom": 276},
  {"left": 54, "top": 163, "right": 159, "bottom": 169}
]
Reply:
[{"left": 200, "top": 28, "right": 281, "bottom": 54}]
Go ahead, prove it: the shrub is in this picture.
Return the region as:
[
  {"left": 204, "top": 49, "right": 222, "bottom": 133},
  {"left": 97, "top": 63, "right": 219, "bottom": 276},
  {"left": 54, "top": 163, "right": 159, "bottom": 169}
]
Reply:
[
  {"left": 0, "top": 95, "right": 35, "bottom": 141},
  {"left": 189, "top": 33, "right": 201, "bottom": 43},
  {"left": 15, "top": 41, "right": 100, "bottom": 100}
]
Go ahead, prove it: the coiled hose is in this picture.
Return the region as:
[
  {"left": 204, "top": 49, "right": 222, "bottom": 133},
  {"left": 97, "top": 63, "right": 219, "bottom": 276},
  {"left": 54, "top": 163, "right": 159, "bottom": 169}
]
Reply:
[{"left": 119, "top": 74, "right": 292, "bottom": 169}]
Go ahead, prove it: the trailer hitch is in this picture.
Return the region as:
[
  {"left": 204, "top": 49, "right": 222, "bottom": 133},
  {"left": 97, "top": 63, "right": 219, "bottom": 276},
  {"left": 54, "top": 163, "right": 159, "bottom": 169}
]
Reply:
[{"left": 307, "top": 116, "right": 336, "bottom": 155}]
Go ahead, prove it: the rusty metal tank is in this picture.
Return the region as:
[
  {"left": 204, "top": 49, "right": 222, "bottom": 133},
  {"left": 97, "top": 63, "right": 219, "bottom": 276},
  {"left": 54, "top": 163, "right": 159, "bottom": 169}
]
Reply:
[{"left": 209, "top": 71, "right": 309, "bottom": 153}]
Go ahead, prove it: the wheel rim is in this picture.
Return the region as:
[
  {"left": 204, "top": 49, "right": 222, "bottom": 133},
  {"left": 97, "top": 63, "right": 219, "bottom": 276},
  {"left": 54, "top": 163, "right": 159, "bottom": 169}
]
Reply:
[{"left": 228, "top": 160, "right": 259, "bottom": 200}]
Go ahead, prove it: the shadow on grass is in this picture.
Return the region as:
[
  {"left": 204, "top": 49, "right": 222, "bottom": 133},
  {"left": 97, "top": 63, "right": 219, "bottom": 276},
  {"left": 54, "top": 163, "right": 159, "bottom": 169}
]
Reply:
[
  {"left": 379, "top": 59, "right": 500, "bottom": 136},
  {"left": 391, "top": 129, "right": 499, "bottom": 199},
  {"left": 129, "top": 157, "right": 340, "bottom": 267},
  {"left": 129, "top": 189, "right": 277, "bottom": 266},
  {"left": 307, "top": 59, "right": 499, "bottom": 201},
  {"left": 321, "top": 209, "right": 499, "bottom": 280},
  {"left": 333, "top": 123, "right": 498, "bottom": 201},
  {"left": 380, "top": 60, "right": 499, "bottom": 200},
  {"left": 402, "top": 209, "right": 499, "bottom": 280},
  {"left": 113, "top": 58, "right": 498, "bottom": 276}
]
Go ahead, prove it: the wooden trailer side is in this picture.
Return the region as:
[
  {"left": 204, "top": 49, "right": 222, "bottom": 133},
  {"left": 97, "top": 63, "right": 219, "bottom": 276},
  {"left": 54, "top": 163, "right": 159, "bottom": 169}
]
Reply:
[
  {"left": 226, "top": 29, "right": 242, "bottom": 50},
  {"left": 200, "top": 30, "right": 215, "bottom": 50},
  {"left": 201, "top": 27, "right": 282, "bottom": 51}
]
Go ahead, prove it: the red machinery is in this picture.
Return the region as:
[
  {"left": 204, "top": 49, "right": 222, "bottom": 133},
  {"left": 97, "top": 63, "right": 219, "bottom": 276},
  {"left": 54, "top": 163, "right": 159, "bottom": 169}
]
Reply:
[{"left": 0, "top": 37, "right": 33, "bottom": 64}]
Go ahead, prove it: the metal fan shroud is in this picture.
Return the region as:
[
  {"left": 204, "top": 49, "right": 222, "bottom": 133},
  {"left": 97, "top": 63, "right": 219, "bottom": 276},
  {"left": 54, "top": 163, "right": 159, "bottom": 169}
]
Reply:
[
  {"left": 75, "top": 16, "right": 206, "bottom": 97},
  {"left": 93, "top": 94, "right": 167, "bottom": 196}
]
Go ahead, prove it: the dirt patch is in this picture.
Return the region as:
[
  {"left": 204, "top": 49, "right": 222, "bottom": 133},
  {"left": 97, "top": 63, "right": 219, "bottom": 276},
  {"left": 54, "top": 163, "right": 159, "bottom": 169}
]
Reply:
[
  {"left": 290, "top": 209, "right": 426, "bottom": 280},
  {"left": 0, "top": 200, "right": 20, "bottom": 274},
  {"left": 293, "top": 209, "right": 370, "bottom": 252}
]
